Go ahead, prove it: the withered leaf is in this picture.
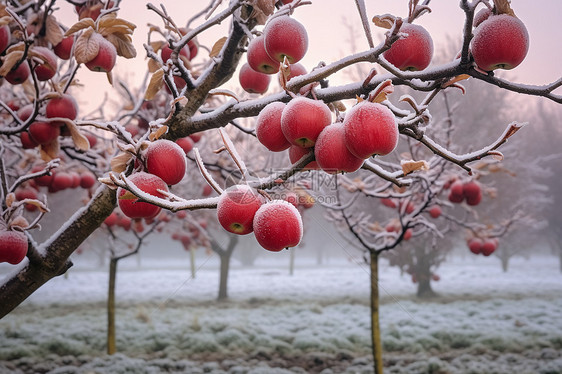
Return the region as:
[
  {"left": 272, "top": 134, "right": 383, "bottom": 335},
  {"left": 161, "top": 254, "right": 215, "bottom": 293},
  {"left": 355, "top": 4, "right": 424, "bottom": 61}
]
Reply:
[
  {"left": 110, "top": 152, "right": 133, "bottom": 173},
  {"left": 74, "top": 28, "right": 99, "bottom": 64},
  {"left": 144, "top": 68, "right": 164, "bottom": 100},
  {"left": 65, "top": 121, "right": 90, "bottom": 151},
  {"left": 65, "top": 18, "right": 96, "bottom": 36},
  {"left": 372, "top": 14, "right": 397, "bottom": 29},
  {"left": 493, "top": 0, "right": 516, "bottom": 16},
  {"left": 0, "top": 50, "right": 24, "bottom": 76},
  {"left": 149, "top": 125, "right": 168, "bottom": 141},
  {"left": 106, "top": 33, "right": 137, "bottom": 58},
  {"left": 401, "top": 160, "right": 429, "bottom": 175},
  {"left": 118, "top": 191, "right": 137, "bottom": 200},
  {"left": 39, "top": 138, "right": 60, "bottom": 162},
  {"left": 45, "top": 15, "right": 64, "bottom": 46},
  {"left": 209, "top": 36, "right": 227, "bottom": 58},
  {"left": 5, "top": 192, "right": 15, "bottom": 208}
]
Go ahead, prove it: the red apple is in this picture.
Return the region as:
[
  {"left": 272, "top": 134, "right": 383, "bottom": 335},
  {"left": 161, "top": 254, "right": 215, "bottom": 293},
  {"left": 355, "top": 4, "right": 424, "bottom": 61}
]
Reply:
[
  {"left": 160, "top": 45, "right": 190, "bottom": 63},
  {"left": 253, "top": 200, "right": 303, "bottom": 252},
  {"left": 15, "top": 187, "right": 39, "bottom": 212},
  {"left": 448, "top": 181, "right": 464, "bottom": 203},
  {"left": 263, "top": 15, "right": 308, "bottom": 64},
  {"left": 145, "top": 139, "right": 187, "bottom": 186},
  {"left": 381, "top": 198, "right": 397, "bottom": 209},
  {"left": 255, "top": 101, "right": 290, "bottom": 152},
  {"left": 281, "top": 97, "right": 332, "bottom": 148},
  {"left": 17, "top": 105, "right": 34, "bottom": 122},
  {"left": 343, "top": 101, "right": 398, "bottom": 158},
  {"left": 202, "top": 184, "right": 213, "bottom": 197},
  {"left": 85, "top": 36, "right": 117, "bottom": 73},
  {"left": 468, "top": 238, "right": 483, "bottom": 255},
  {"left": 473, "top": 7, "right": 492, "bottom": 27},
  {"left": 189, "top": 132, "right": 203, "bottom": 143},
  {"left": 463, "top": 181, "right": 481, "bottom": 200},
  {"left": 176, "top": 137, "right": 194, "bottom": 155},
  {"left": 51, "top": 172, "right": 74, "bottom": 191},
  {"left": 20, "top": 131, "right": 39, "bottom": 149},
  {"left": 32, "top": 165, "right": 55, "bottom": 187},
  {"left": 239, "top": 63, "right": 271, "bottom": 94},
  {"left": 247, "top": 35, "right": 279, "bottom": 74},
  {"left": 104, "top": 212, "right": 118, "bottom": 227},
  {"left": 383, "top": 23, "right": 433, "bottom": 71},
  {"left": 29, "top": 121, "right": 60, "bottom": 145},
  {"left": 0, "top": 25, "right": 10, "bottom": 55},
  {"left": 32, "top": 46, "right": 58, "bottom": 81},
  {"left": 403, "top": 228, "right": 413, "bottom": 240},
  {"left": 5, "top": 61, "right": 30, "bottom": 85},
  {"left": 481, "top": 238, "right": 497, "bottom": 256},
  {"left": 216, "top": 184, "right": 264, "bottom": 235},
  {"left": 117, "top": 172, "right": 169, "bottom": 219},
  {"left": 46, "top": 94, "right": 78, "bottom": 125},
  {"left": 471, "top": 14, "right": 529, "bottom": 71},
  {"left": 0, "top": 229, "right": 28, "bottom": 265},
  {"left": 54, "top": 36, "right": 74, "bottom": 60},
  {"left": 315, "top": 123, "right": 364, "bottom": 174},
  {"left": 428, "top": 205, "right": 442, "bottom": 219},
  {"left": 118, "top": 216, "right": 132, "bottom": 231},
  {"left": 69, "top": 172, "right": 81, "bottom": 188},
  {"left": 288, "top": 145, "right": 319, "bottom": 170},
  {"left": 80, "top": 171, "right": 97, "bottom": 189}
]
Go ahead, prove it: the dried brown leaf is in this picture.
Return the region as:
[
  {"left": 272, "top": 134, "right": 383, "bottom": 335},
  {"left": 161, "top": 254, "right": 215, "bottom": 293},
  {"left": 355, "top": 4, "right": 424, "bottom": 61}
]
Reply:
[
  {"left": 0, "top": 15, "right": 11, "bottom": 27},
  {"left": 148, "top": 58, "right": 161, "bottom": 73},
  {"left": 66, "top": 121, "right": 90, "bottom": 151},
  {"left": 149, "top": 125, "right": 168, "bottom": 141},
  {"left": 74, "top": 28, "right": 99, "bottom": 64},
  {"left": 45, "top": 15, "right": 64, "bottom": 46},
  {"left": 10, "top": 215, "right": 30, "bottom": 229},
  {"left": 493, "top": 0, "right": 516, "bottom": 16},
  {"left": 5, "top": 192, "right": 15, "bottom": 208},
  {"left": 144, "top": 68, "right": 164, "bottom": 100},
  {"left": 111, "top": 152, "right": 133, "bottom": 173},
  {"left": 39, "top": 138, "right": 60, "bottom": 162},
  {"left": 65, "top": 18, "right": 95, "bottom": 36},
  {"left": 209, "top": 36, "right": 227, "bottom": 58},
  {"left": 0, "top": 50, "right": 24, "bottom": 76},
  {"left": 372, "top": 14, "right": 397, "bottom": 29},
  {"left": 401, "top": 160, "right": 429, "bottom": 175},
  {"left": 118, "top": 190, "right": 137, "bottom": 200},
  {"left": 106, "top": 33, "right": 137, "bottom": 58}
]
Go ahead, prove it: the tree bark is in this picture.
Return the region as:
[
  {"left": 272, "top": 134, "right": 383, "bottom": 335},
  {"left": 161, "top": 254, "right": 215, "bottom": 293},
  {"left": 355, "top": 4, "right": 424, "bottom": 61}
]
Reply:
[
  {"left": 189, "top": 246, "right": 196, "bottom": 279},
  {"left": 217, "top": 251, "right": 231, "bottom": 301},
  {"left": 370, "top": 251, "right": 384, "bottom": 374},
  {"left": 289, "top": 248, "right": 295, "bottom": 276},
  {"left": 0, "top": 186, "right": 116, "bottom": 319},
  {"left": 501, "top": 254, "right": 509, "bottom": 273},
  {"left": 107, "top": 258, "right": 118, "bottom": 355},
  {"left": 416, "top": 251, "right": 436, "bottom": 299}
]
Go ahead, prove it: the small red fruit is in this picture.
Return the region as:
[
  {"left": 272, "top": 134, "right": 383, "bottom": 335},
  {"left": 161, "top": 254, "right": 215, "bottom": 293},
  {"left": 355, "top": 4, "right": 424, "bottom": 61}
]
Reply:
[
  {"left": 160, "top": 45, "right": 191, "bottom": 63},
  {"left": 54, "top": 36, "right": 74, "bottom": 60},
  {"left": 85, "top": 36, "right": 117, "bottom": 73},
  {"left": 281, "top": 97, "right": 332, "bottom": 148},
  {"left": 383, "top": 23, "right": 433, "bottom": 71},
  {"left": 481, "top": 239, "right": 497, "bottom": 256},
  {"left": 247, "top": 35, "right": 279, "bottom": 74},
  {"left": 117, "top": 172, "right": 169, "bottom": 219},
  {"left": 216, "top": 185, "right": 264, "bottom": 235},
  {"left": 381, "top": 198, "right": 397, "bottom": 209},
  {"left": 20, "top": 131, "right": 39, "bottom": 149},
  {"left": 343, "top": 101, "right": 398, "bottom": 158},
  {"left": 239, "top": 63, "right": 271, "bottom": 94},
  {"left": 0, "top": 229, "right": 28, "bottom": 265},
  {"left": 428, "top": 205, "right": 442, "bottom": 219},
  {"left": 315, "top": 123, "right": 364, "bottom": 174},
  {"left": 145, "top": 139, "right": 187, "bottom": 186},
  {"left": 403, "top": 228, "right": 413, "bottom": 241},
  {"left": 255, "top": 101, "right": 290, "bottom": 152},
  {"left": 79, "top": 171, "right": 97, "bottom": 189},
  {"left": 46, "top": 94, "right": 78, "bottom": 125},
  {"left": 463, "top": 180, "right": 482, "bottom": 206},
  {"left": 468, "top": 238, "right": 483, "bottom": 255},
  {"left": 51, "top": 172, "right": 74, "bottom": 191},
  {"left": 253, "top": 200, "right": 303, "bottom": 252},
  {"left": 471, "top": 14, "right": 529, "bottom": 71},
  {"left": 176, "top": 137, "right": 194, "bottom": 155},
  {"left": 288, "top": 145, "right": 319, "bottom": 170},
  {"left": 32, "top": 46, "right": 58, "bottom": 81},
  {"left": 29, "top": 122, "right": 60, "bottom": 145},
  {"left": 473, "top": 7, "right": 492, "bottom": 28},
  {"left": 5, "top": 62, "right": 31, "bottom": 85},
  {"left": 0, "top": 25, "right": 10, "bottom": 55},
  {"left": 104, "top": 212, "right": 118, "bottom": 227},
  {"left": 263, "top": 16, "right": 308, "bottom": 64}
]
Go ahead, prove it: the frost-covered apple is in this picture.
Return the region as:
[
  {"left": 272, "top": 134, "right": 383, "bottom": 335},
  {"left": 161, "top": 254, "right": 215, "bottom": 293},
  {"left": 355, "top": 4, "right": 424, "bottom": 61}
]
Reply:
[
  {"left": 253, "top": 200, "right": 303, "bottom": 252},
  {"left": 255, "top": 101, "right": 290, "bottom": 152},
  {"left": 281, "top": 97, "right": 332, "bottom": 148},
  {"left": 467, "top": 238, "right": 483, "bottom": 255},
  {"left": 247, "top": 35, "right": 279, "bottom": 74},
  {"left": 263, "top": 15, "right": 308, "bottom": 64},
  {"left": 383, "top": 23, "right": 433, "bottom": 71},
  {"left": 145, "top": 139, "right": 187, "bottom": 186},
  {"left": 448, "top": 181, "right": 464, "bottom": 203},
  {"left": 117, "top": 172, "right": 169, "bottom": 219},
  {"left": 46, "top": 93, "right": 78, "bottom": 126},
  {"left": 5, "top": 61, "right": 30, "bottom": 85},
  {"left": 343, "top": 101, "right": 398, "bottom": 159},
  {"left": 54, "top": 36, "right": 74, "bottom": 60},
  {"left": 160, "top": 45, "right": 190, "bottom": 63},
  {"left": 0, "top": 25, "right": 10, "bottom": 55},
  {"left": 0, "top": 229, "right": 28, "bottom": 265},
  {"left": 79, "top": 171, "right": 97, "bottom": 189},
  {"left": 463, "top": 180, "right": 482, "bottom": 206},
  {"left": 28, "top": 121, "right": 60, "bottom": 145},
  {"left": 471, "top": 14, "right": 529, "bottom": 71},
  {"left": 20, "top": 131, "right": 38, "bottom": 149},
  {"left": 51, "top": 172, "right": 74, "bottom": 191},
  {"left": 481, "top": 238, "right": 497, "bottom": 256},
  {"left": 239, "top": 63, "right": 270, "bottom": 94},
  {"left": 428, "top": 205, "right": 442, "bottom": 219},
  {"left": 216, "top": 185, "right": 264, "bottom": 235},
  {"left": 288, "top": 145, "right": 319, "bottom": 170},
  {"left": 176, "top": 137, "right": 194, "bottom": 155},
  {"left": 85, "top": 36, "right": 117, "bottom": 73},
  {"left": 315, "top": 123, "right": 364, "bottom": 174},
  {"left": 33, "top": 46, "right": 58, "bottom": 81}
]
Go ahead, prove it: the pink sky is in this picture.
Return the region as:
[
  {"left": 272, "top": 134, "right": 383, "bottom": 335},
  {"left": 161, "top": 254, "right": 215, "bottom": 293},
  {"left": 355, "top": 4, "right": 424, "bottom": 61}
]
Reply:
[{"left": 57, "top": 1, "right": 561, "bottom": 112}]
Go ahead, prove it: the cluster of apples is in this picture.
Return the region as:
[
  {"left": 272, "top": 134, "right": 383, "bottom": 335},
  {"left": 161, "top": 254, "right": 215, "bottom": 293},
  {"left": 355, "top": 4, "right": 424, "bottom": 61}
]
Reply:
[
  {"left": 17, "top": 94, "right": 81, "bottom": 149},
  {"left": 256, "top": 97, "right": 399, "bottom": 174},
  {"left": 17, "top": 167, "right": 97, "bottom": 203},
  {"left": 216, "top": 185, "right": 303, "bottom": 252},
  {"left": 470, "top": 7, "right": 529, "bottom": 71},
  {"left": 0, "top": 227, "right": 28, "bottom": 265},
  {"left": 467, "top": 236, "right": 499, "bottom": 256},
  {"left": 117, "top": 139, "right": 187, "bottom": 220},
  {"left": 239, "top": 14, "right": 308, "bottom": 94},
  {"left": 447, "top": 180, "right": 482, "bottom": 206}
]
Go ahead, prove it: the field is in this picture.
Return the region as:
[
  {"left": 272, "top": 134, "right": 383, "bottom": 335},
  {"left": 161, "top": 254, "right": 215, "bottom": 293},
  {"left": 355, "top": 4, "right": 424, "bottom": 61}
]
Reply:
[{"left": 1, "top": 252, "right": 561, "bottom": 374}]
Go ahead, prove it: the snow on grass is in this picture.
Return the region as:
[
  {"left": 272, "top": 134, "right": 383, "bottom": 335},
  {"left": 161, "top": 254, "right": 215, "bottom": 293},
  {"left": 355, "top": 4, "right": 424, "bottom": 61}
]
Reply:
[{"left": 0, "top": 254, "right": 561, "bottom": 373}]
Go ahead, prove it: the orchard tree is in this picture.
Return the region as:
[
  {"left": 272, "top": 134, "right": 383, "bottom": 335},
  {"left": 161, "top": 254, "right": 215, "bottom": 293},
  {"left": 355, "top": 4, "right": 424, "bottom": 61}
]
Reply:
[{"left": 1, "top": 0, "right": 562, "bottom": 373}]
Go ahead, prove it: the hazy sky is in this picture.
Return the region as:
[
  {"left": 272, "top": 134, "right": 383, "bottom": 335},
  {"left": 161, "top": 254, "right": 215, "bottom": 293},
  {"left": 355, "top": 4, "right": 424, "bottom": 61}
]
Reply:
[{"left": 56, "top": 0, "right": 562, "bottom": 111}]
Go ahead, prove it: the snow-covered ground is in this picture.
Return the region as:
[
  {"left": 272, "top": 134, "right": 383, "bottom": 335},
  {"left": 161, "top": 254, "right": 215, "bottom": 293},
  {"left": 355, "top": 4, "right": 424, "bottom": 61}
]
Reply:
[{"left": 1, "top": 253, "right": 561, "bottom": 374}]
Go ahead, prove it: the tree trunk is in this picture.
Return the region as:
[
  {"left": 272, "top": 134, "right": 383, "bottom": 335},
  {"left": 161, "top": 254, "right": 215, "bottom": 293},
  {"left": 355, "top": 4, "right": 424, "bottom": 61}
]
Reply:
[
  {"left": 217, "top": 251, "right": 231, "bottom": 301},
  {"left": 416, "top": 252, "right": 436, "bottom": 299},
  {"left": 370, "top": 252, "right": 384, "bottom": 374},
  {"left": 501, "top": 254, "right": 509, "bottom": 273},
  {"left": 107, "top": 257, "right": 118, "bottom": 355}
]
